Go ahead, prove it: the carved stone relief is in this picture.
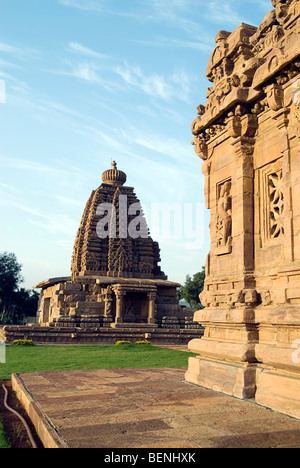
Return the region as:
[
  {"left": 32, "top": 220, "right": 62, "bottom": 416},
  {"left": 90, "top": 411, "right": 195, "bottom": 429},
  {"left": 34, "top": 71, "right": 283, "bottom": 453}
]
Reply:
[
  {"left": 258, "top": 160, "right": 285, "bottom": 247},
  {"left": 268, "top": 170, "right": 284, "bottom": 239},
  {"left": 216, "top": 180, "right": 232, "bottom": 255}
]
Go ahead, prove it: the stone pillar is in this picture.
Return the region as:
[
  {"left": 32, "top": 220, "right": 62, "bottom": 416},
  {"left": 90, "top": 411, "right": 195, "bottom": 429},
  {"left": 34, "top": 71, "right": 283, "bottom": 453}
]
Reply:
[
  {"left": 230, "top": 114, "right": 257, "bottom": 275},
  {"left": 147, "top": 293, "right": 157, "bottom": 325},
  {"left": 115, "top": 291, "right": 125, "bottom": 325},
  {"left": 186, "top": 116, "right": 259, "bottom": 400}
]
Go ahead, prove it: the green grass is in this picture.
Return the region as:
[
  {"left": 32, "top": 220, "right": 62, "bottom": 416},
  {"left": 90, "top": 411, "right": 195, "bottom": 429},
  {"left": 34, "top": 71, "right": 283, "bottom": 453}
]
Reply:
[
  {"left": 0, "top": 344, "right": 196, "bottom": 448},
  {"left": 0, "top": 416, "right": 9, "bottom": 449},
  {"left": 0, "top": 344, "right": 196, "bottom": 447},
  {"left": 0, "top": 344, "right": 195, "bottom": 381}
]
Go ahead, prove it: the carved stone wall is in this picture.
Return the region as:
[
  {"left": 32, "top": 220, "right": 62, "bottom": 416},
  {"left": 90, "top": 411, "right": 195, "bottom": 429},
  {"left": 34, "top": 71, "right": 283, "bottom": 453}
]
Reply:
[{"left": 186, "top": 0, "right": 300, "bottom": 418}]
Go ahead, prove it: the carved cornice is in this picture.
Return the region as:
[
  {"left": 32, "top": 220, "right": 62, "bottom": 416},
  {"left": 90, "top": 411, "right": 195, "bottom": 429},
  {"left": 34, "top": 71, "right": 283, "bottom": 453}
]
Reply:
[{"left": 191, "top": 0, "right": 299, "bottom": 150}]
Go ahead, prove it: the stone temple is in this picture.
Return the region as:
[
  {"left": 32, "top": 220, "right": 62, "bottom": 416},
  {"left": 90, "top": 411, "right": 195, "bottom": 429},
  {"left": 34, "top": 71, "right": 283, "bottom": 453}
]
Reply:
[
  {"left": 37, "top": 161, "right": 183, "bottom": 329},
  {"left": 1, "top": 162, "right": 202, "bottom": 344},
  {"left": 186, "top": 0, "right": 300, "bottom": 419}
]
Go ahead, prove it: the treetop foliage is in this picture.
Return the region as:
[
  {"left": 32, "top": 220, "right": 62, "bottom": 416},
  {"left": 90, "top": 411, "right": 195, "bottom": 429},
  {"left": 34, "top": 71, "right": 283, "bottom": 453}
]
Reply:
[
  {"left": 177, "top": 267, "right": 205, "bottom": 309},
  {"left": 0, "top": 252, "right": 38, "bottom": 324}
]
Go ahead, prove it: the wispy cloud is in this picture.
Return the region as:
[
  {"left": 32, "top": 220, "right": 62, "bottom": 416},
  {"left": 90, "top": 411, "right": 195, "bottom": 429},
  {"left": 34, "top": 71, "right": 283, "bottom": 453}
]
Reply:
[
  {"left": 115, "top": 62, "right": 194, "bottom": 101},
  {"left": 204, "top": 1, "right": 243, "bottom": 26},
  {"left": 120, "top": 125, "right": 191, "bottom": 164},
  {"left": 71, "top": 62, "right": 105, "bottom": 84},
  {"left": 57, "top": 0, "right": 105, "bottom": 13},
  {"left": 0, "top": 182, "right": 22, "bottom": 193},
  {"left": 51, "top": 58, "right": 117, "bottom": 92},
  {"left": 115, "top": 62, "right": 171, "bottom": 99},
  {"left": 0, "top": 155, "right": 87, "bottom": 181},
  {"left": 135, "top": 0, "right": 199, "bottom": 34},
  {"left": 0, "top": 40, "right": 40, "bottom": 60},
  {"left": 204, "top": 0, "right": 271, "bottom": 27},
  {"left": 15, "top": 202, "right": 77, "bottom": 236},
  {"left": 131, "top": 36, "right": 212, "bottom": 53},
  {"left": 67, "top": 41, "right": 108, "bottom": 59},
  {"left": 248, "top": 0, "right": 270, "bottom": 12}
]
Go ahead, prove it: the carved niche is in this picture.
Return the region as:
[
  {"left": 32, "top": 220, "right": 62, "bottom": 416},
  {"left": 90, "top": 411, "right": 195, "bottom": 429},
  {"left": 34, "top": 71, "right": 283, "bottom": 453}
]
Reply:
[{"left": 216, "top": 179, "right": 232, "bottom": 255}]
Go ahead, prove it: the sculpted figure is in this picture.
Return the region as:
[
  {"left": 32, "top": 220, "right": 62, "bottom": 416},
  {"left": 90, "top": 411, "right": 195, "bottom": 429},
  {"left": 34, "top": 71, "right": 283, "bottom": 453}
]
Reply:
[{"left": 217, "top": 181, "right": 232, "bottom": 247}]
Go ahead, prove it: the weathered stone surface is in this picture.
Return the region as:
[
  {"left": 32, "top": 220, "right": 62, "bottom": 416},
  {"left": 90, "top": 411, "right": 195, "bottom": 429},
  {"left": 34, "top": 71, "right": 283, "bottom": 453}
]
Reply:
[
  {"left": 186, "top": 0, "right": 300, "bottom": 419},
  {"left": 12, "top": 368, "right": 300, "bottom": 449}
]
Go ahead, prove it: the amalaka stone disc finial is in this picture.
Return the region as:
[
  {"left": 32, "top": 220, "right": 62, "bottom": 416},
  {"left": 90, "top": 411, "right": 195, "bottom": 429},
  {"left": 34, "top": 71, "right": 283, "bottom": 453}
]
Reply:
[{"left": 102, "top": 160, "right": 127, "bottom": 186}]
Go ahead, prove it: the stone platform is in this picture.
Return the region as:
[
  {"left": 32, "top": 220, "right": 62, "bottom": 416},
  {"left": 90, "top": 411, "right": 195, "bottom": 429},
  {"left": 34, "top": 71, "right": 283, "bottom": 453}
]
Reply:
[
  {"left": 0, "top": 325, "right": 203, "bottom": 346},
  {"left": 12, "top": 368, "right": 300, "bottom": 449}
]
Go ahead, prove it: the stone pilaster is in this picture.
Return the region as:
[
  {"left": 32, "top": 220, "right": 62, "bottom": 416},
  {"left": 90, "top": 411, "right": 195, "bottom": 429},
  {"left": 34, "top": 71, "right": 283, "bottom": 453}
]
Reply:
[
  {"left": 147, "top": 293, "right": 157, "bottom": 325},
  {"left": 186, "top": 121, "right": 259, "bottom": 399}
]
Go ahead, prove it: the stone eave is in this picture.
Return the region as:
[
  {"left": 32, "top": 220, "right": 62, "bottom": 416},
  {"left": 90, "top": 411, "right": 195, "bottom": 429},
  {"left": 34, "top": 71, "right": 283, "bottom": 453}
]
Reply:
[
  {"left": 34, "top": 277, "right": 71, "bottom": 289},
  {"left": 34, "top": 275, "right": 181, "bottom": 290},
  {"left": 192, "top": 87, "right": 263, "bottom": 136},
  {"left": 93, "top": 276, "right": 181, "bottom": 288}
]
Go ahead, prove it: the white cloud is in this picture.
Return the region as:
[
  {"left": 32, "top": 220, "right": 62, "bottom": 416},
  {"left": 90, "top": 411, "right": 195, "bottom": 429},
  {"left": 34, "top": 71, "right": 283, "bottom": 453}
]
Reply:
[
  {"left": 0, "top": 182, "right": 22, "bottom": 193},
  {"left": 115, "top": 62, "right": 194, "bottom": 101},
  {"left": 58, "top": 0, "right": 105, "bottom": 13},
  {"left": 52, "top": 59, "right": 118, "bottom": 92},
  {"left": 120, "top": 125, "right": 191, "bottom": 164},
  {"left": 0, "top": 41, "right": 40, "bottom": 60},
  {"left": 0, "top": 155, "right": 87, "bottom": 181},
  {"left": 4, "top": 199, "right": 77, "bottom": 237},
  {"left": 131, "top": 37, "right": 212, "bottom": 53},
  {"left": 115, "top": 62, "right": 170, "bottom": 99},
  {"left": 204, "top": 0, "right": 271, "bottom": 27},
  {"left": 139, "top": 0, "right": 199, "bottom": 35},
  {"left": 71, "top": 62, "right": 101, "bottom": 83},
  {"left": 67, "top": 42, "right": 107, "bottom": 59},
  {"left": 205, "top": 1, "right": 243, "bottom": 26}
]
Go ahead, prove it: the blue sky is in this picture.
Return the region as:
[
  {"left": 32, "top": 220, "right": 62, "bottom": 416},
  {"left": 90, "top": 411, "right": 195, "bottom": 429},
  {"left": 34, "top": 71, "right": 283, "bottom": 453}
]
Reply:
[{"left": 0, "top": 0, "right": 271, "bottom": 289}]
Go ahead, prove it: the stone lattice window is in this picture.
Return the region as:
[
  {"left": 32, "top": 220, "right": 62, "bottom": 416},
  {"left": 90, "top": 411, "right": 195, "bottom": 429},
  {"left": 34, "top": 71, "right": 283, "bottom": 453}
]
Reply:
[{"left": 268, "top": 171, "right": 284, "bottom": 239}]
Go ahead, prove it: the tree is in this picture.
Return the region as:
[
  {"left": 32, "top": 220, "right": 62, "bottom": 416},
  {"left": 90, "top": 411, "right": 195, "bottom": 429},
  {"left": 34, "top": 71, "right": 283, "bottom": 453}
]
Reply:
[
  {"left": 177, "top": 267, "right": 205, "bottom": 309},
  {"left": 12, "top": 288, "right": 39, "bottom": 323},
  {"left": 0, "top": 252, "right": 23, "bottom": 322},
  {"left": 0, "top": 252, "right": 38, "bottom": 324}
]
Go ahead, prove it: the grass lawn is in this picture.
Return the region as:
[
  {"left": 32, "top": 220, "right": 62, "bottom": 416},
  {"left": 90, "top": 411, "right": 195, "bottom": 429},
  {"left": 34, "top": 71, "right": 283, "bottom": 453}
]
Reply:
[
  {"left": 0, "top": 416, "right": 9, "bottom": 449},
  {"left": 0, "top": 343, "right": 196, "bottom": 447},
  {"left": 0, "top": 344, "right": 195, "bottom": 381}
]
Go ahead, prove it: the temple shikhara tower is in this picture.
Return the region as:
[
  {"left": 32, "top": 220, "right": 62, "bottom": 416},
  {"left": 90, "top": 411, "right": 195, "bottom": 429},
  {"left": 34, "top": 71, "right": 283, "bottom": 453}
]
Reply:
[
  {"left": 17, "top": 161, "right": 200, "bottom": 344},
  {"left": 185, "top": 0, "right": 300, "bottom": 418}
]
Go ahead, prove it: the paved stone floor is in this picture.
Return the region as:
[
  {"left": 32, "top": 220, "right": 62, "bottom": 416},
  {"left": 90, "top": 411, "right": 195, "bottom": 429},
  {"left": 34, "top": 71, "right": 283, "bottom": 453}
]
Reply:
[{"left": 14, "top": 368, "right": 300, "bottom": 448}]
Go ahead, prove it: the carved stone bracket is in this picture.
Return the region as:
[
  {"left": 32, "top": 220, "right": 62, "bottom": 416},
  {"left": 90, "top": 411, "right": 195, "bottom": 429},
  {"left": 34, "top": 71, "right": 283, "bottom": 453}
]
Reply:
[
  {"left": 192, "top": 134, "right": 208, "bottom": 160},
  {"left": 228, "top": 113, "right": 258, "bottom": 139},
  {"left": 265, "top": 83, "right": 285, "bottom": 111}
]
